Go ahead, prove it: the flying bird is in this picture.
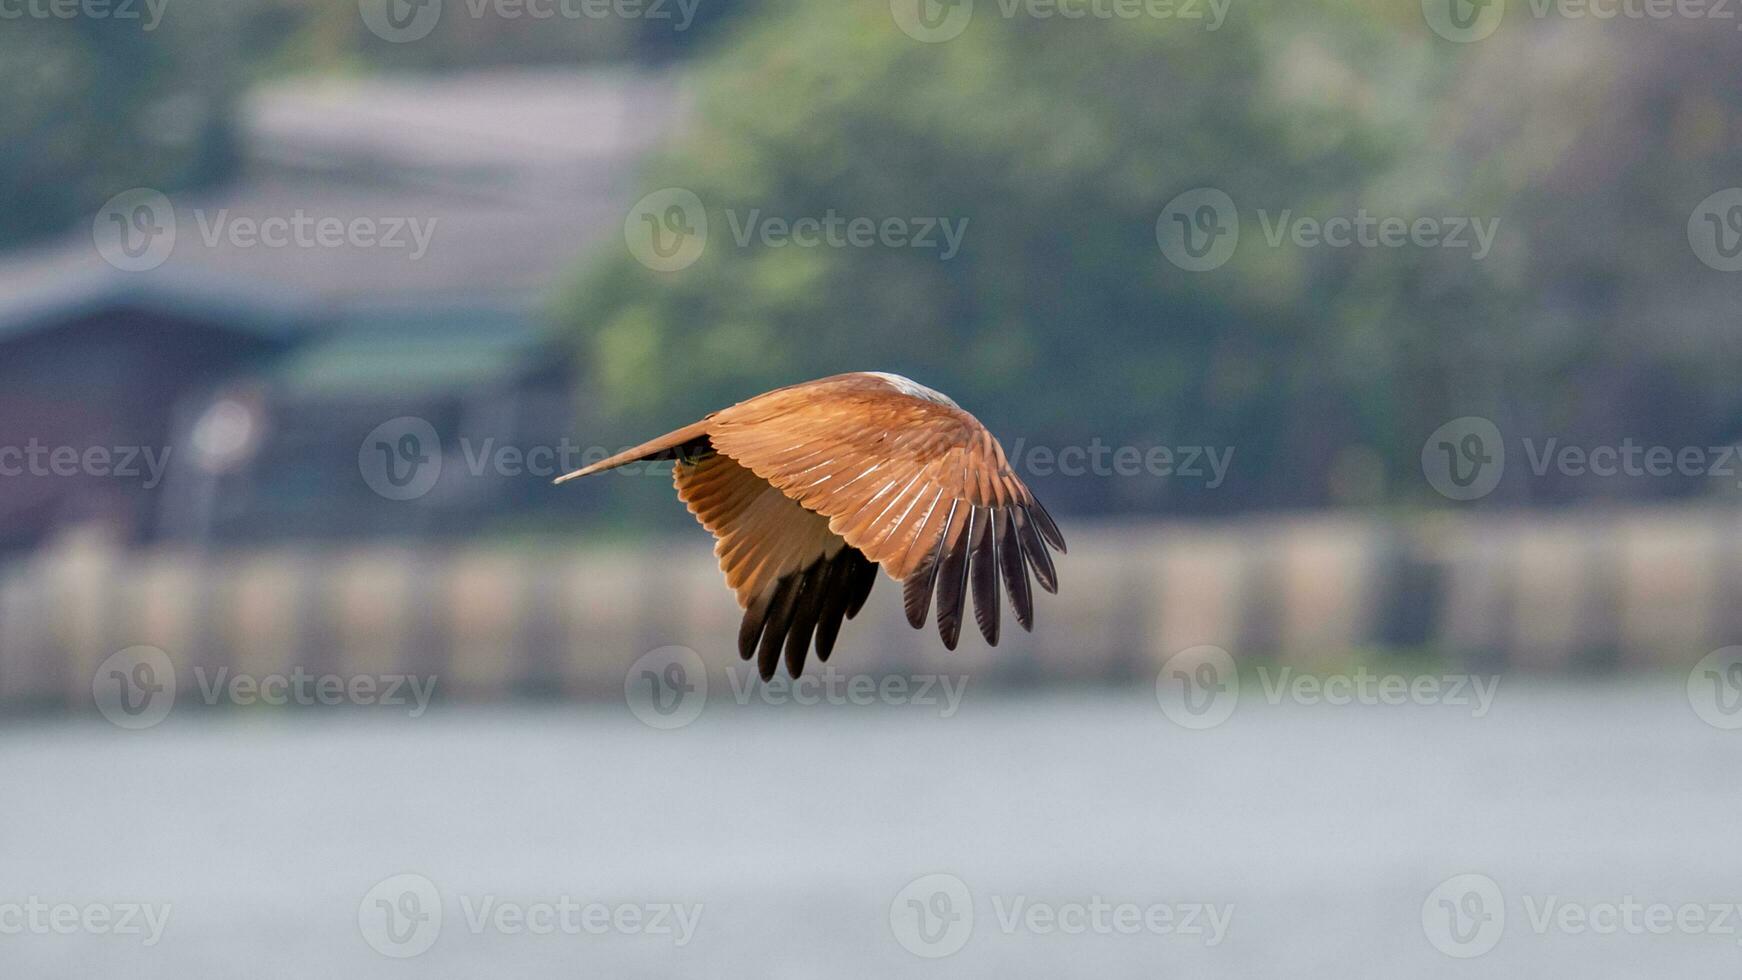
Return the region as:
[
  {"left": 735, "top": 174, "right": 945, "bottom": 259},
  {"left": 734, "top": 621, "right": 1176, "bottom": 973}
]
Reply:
[{"left": 555, "top": 372, "right": 1065, "bottom": 680}]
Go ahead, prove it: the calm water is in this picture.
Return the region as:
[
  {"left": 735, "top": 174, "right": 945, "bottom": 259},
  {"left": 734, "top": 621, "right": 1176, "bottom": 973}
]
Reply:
[{"left": 2, "top": 681, "right": 1738, "bottom": 977}]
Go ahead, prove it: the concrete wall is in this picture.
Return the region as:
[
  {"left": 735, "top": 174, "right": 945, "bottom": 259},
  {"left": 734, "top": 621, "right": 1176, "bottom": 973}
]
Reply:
[{"left": 3, "top": 508, "right": 1736, "bottom": 709}]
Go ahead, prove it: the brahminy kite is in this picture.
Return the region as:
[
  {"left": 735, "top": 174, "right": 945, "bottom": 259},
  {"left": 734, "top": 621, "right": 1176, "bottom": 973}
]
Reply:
[{"left": 556, "top": 372, "right": 1064, "bottom": 679}]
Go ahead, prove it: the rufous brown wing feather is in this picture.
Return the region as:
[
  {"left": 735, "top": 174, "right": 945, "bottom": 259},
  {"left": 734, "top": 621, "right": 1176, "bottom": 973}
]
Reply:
[{"left": 554, "top": 372, "right": 1065, "bottom": 678}]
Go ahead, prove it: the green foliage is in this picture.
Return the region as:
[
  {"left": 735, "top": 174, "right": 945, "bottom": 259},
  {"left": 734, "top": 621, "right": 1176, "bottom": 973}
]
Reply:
[
  {"left": 561, "top": 0, "right": 1445, "bottom": 512},
  {"left": 0, "top": 2, "right": 246, "bottom": 249},
  {"left": 561, "top": 4, "right": 1742, "bottom": 513}
]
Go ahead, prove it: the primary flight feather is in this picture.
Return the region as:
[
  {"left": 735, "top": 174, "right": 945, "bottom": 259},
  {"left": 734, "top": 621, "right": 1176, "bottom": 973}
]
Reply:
[{"left": 555, "top": 372, "right": 1065, "bottom": 680}]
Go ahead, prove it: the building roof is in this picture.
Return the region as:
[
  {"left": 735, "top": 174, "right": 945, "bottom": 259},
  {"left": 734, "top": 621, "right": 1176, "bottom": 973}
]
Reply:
[
  {"left": 0, "top": 68, "right": 682, "bottom": 332},
  {"left": 267, "top": 304, "right": 558, "bottom": 397}
]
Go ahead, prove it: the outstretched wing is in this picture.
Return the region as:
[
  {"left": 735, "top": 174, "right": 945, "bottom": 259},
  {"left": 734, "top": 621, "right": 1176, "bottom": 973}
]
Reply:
[
  {"left": 705, "top": 374, "right": 1065, "bottom": 649},
  {"left": 673, "top": 450, "right": 877, "bottom": 680}
]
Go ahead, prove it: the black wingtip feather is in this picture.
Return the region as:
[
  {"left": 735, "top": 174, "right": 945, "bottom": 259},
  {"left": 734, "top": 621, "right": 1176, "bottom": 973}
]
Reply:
[
  {"left": 1014, "top": 507, "right": 1059, "bottom": 594},
  {"left": 845, "top": 555, "right": 878, "bottom": 620},
  {"left": 970, "top": 507, "right": 1000, "bottom": 646},
  {"left": 1030, "top": 499, "right": 1066, "bottom": 553},
  {"left": 738, "top": 590, "right": 773, "bottom": 660},
  {"left": 811, "top": 552, "right": 857, "bottom": 663},
  {"left": 936, "top": 506, "right": 975, "bottom": 650},
  {"left": 997, "top": 509, "right": 1033, "bottom": 631},
  {"left": 902, "top": 553, "right": 940, "bottom": 629},
  {"left": 756, "top": 575, "right": 801, "bottom": 681},
  {"left": 903, "top": 500, "right": 956, "bottom": 632},
  {"left": 783, "top": 562, "right": 829, "bottom": 678}
]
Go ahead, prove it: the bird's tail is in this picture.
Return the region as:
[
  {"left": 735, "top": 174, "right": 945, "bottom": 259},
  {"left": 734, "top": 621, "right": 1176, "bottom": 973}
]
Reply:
[{"left": 553, "top": 420, "right": 713, "bottom": 484}]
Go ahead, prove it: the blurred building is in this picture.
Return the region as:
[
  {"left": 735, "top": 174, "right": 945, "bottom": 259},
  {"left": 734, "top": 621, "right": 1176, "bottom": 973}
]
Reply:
[{"left": 0, "top": 70, "right": 680, "bottom": 552}]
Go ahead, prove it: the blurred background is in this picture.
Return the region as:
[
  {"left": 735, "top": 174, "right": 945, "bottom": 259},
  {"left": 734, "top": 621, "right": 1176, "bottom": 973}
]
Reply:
[{"left": 4, "top": 0, "right": 1742, "bottom": 976}]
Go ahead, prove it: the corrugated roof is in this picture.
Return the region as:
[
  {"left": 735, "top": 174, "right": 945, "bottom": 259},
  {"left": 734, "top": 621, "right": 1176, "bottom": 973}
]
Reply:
[
  {"left": 267, "top": 305, "right": 562, "bottom": 396},
  {"left": 0, "top": 68, "right": 681, "bottom": 333}
]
